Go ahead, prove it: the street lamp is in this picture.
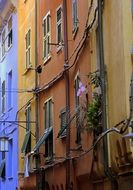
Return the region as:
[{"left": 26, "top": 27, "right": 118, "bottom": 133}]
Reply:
[{"left": 0, "top": 133, "right": 9, "bottom": 152}]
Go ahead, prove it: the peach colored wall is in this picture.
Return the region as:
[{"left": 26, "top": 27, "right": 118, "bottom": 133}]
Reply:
[{"left": 37, "top": 0, "right": 93, "bottom": 189}]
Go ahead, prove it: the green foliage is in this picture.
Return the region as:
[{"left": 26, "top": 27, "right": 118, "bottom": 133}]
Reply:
[
  {"left": 88, "top": 70, "right": 101, "bottom": 88},
  {"left": 87, "top": 93, "right": 102, "bottom": 131},
  {"left": 87, "top": 71, "right": 102, "bottom": 134}
]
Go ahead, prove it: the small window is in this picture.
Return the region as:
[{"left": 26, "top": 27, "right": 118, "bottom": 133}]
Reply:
[
  {"left": 2, "top": 81, "right": 5, "bottom": 114},
  {"left": 8, "top": 139, "right": 13, "bottom": 177},
  {"left": 21, "top": 131, "right": 31, "bottom": 154},
  {"left": 2, "top": 30, "right": 6, "bottom": 58},
  {"left": 74, "top": 76, "right": 81, "bottom": 144},
  {"left": 44, "top": 99, "right": 53, "bottom": 158},
  {"left": 44, "top": 99, "right": 53, "bottom": 129},
  {"left": 25, "top": 29, "right": 31, "bottom": 69},
  {"left": 58, "top": 108, "right": 67, "bottom": 138},
  {"left": 21, "top": 105, "right": 31, "bottom": 154},
  {"left": 8, "top": 17, "right": 12, "bottom": 48},
  {"left": 72, "top": 0, "right": 78, "bottom": 32},
  {"left": 56, "top": 6, "right": 62, "bottom": 50},
  {"left": 25, "top": 105, "right": 31, "bottom": 153},
  {"left": 43, "top": 12, "right": 51, "bottom": 62},
  {"left": 45, "top": 131, "right": 53, "bottom": 158},
  {"left": 25, "top": 105, "right": 31, "bottom": 131},
  {"left": 8, "top": 71, "right": 12, "bottom": 109}
]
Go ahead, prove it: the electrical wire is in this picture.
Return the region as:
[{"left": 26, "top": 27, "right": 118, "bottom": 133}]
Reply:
[
  {"left": 36, "top": 120, "right": 126, "bottom": 170},
  {"left": 37, "top": 4, "right": 98, "bottom": 93}
]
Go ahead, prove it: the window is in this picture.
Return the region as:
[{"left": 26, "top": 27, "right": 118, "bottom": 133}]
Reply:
[
  {"left": 25, "top": 29, "right": 31, "bottom": 69},
  {"left": 57, "top": 108, "right": 67, "bottom": 138},
  {"left": 25, "top": 105, "right": 31, "bottom": 153},
  {"left": 44, "top": 99, "right": 53, "bottom": 129},
  {"left": 8, "top": 71, "right": 12, "bottom": 109},
  {"left": 56, "top": 6, "right": 62, "bottom": 49},
  {"left": 25, "top": 105, "right": 31, "bottom": 131},
  {"left": 2, "top": 30, "right": 6, "bottom": 58},
  {"left": 43, "top": 12, "right": 51, "bottom": 62},
  {"left": 72, "top": 0, "right": 78, "bottom": 32},
  {"left": 45, "top": 132, "right": 53, "bottom": 158},
  {"left": 21, "top": 105, "right": 31, "bottom": 154},
  {"left": 8, "top": 17, "right": 12, "bottom": 48},
  {"left": 8, "top": 139, "right": 13, "bottom": 177},
  {"left": 2, "top": 81, "right": 5, "bottom": 114},
  {"left": 74, "top": 76, "right": 81, "bottom": 144},
  {"left": 44, "top": 99, "right": 53, "bottom": 158}
]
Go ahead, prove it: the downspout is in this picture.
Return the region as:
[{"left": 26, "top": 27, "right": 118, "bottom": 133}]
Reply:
[
  {"left": 35, "top": 0, "right": 40, "bottom": 189},
  {"left": 63, "top": 0, "right": 71, "bottom": 189},
  {"left": 98, "top": 0, "right": 118, "bottom": 189}
]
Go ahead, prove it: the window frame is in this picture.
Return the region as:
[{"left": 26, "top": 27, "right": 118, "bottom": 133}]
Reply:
[
  {"left": 2, "top": 80, "right": 6, "bottom": 114},
  {"left": 72, "top": 0, "right": 78, "bottom": 33},
  {"left": 24, "top": 104, "right": 31, "bottom": 154},
  {"left": 25, "top": 29, "right": 31, "bottom": 69},
  {"left": 44, "top": 98, "right": 53, "bottom": 158},
  {"left": 8, "top": 139, "right": 13, "bottom": 178},
  {"left": 25, "top": 104, "right": 31, "bottom": 131},
  {"left": 7, "top": 16, "right": 13, "bottom": 49},
  {"left": 44, "top": 98, "right": 53, "bottom": 130},
  {"left": 1, "top": 29, "right": 6, "bottom": 59},
  {"left": 43, "top": 12, "right": 51, "bottom": 63},
  {"left": 56, "top": 5, "right": 62, "bottom": 51},
  {"left": 8, "top": 71, "right": 12, "bottom": 110}
]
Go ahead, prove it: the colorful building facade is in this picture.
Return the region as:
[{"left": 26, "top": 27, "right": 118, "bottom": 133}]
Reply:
[
  {"left": 18, "top": 0, "right": 36, "bottom": 189},
  {"left": 0, "top": 0, "right": 18, "bottom": 189},
  {"left": 33, "top": 0, "right": 93, "bottom": 189},
  {"left": 0, "top": 0, "right": 133, "bottom": 190}
]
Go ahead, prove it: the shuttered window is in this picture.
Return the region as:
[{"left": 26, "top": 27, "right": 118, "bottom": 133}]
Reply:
[
  {"left": 25, "top": 29, "right": 31, "bottom": 69},
  {"left": 44, "top": 99, "right": 53, "bottom": 158},
  {"left": 56, "top": 6, "right": 62, "bottom": 50},
  {"left": 72, "top": 0, "right": 78, "bottom": 32},
  {"left": 43, "top": 12, "right": 51, "bottom": 62}
]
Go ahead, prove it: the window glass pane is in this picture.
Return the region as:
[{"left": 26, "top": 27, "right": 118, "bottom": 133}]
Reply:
[
  {"left": 44, "top": 39, "right": 47, "bottom": 58},
  {"left": 47, "top": 36, "right": 50, "bottom": 55},
  {"left": 45, "top": 102, "right": 48, "bottom": 129},
  {"left": 8, "top": 71, "right": 12, "bottom": 109},
  {"left": 8, "top": 139, "right": 13, "bottom": 177},
  {"left": 43, "top": 19, "right": 46, "bottom": 36},
  {"left": 28, "top": 30, "right": 30, "bottom": 46},
  {"left": 57, "top": 23, "right": 61, "bottom": 44},
  {"left": 26, "top": 106, "right": 31, "bottom": 131},
  {"left": 57, "top": 8, "right": 61, "bottom": 22},
  {"left": 47, "top": 15, "right": 50, "bottom": 33},
  {"left": 8, "top": 17, "right": 12, "bottom": 31},
  {"left": 72, "top": 0, "right": 78, "bottom": 29},
  {"left": 49, "top": 100, "right": 52, "bottom": 127}
]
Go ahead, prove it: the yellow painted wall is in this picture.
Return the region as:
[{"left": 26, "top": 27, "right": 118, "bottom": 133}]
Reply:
[
  {"left": 103, "top": 0, "right": 133, "bottom": 170},
  {"left": 18, "top": 0, "right": 36, "bottom": 179},
  {"left": 89, "top": 0, "right": 133, "bottom": 176}
]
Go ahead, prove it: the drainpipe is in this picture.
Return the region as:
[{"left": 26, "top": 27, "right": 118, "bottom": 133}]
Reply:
[
  {"left": 35, "top": 0, "right": 40, "bottom": 189},
  {"left": 63, "top": 0, "right": 71, "bottom": 189},
  {"left": 98, "top": 0, "right": 118, "bottom": 189}
]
